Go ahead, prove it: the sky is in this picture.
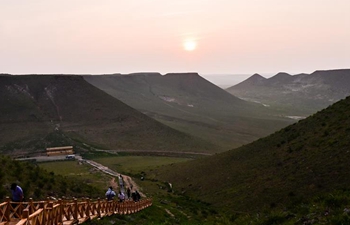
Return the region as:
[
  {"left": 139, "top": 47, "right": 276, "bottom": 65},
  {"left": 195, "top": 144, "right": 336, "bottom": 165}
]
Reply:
[{"left": 1, "top": 0, "right": 349, "bottom": 85}]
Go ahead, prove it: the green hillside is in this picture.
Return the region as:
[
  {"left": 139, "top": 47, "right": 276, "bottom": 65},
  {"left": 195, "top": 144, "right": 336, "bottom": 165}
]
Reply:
[
  {"left": 153, "top": 95, "right": 350, "bottom": 212},
  {"left": 84, "top": 73, "right": 293, "bottom": 150},
  {"left": 0, "top": 154, "right": 101, "bottom": 200},
  {"left": 0, "top": 75, "right": 217, "bottom": 155}
]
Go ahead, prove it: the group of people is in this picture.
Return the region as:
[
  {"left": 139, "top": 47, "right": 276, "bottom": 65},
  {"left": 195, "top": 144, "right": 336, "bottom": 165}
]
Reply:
[
  {"left": 9, "top": 181, "right": 141, "bottom": 204},
  {"left": 105, "top": 186, "right": 141, "bottom": 202}
]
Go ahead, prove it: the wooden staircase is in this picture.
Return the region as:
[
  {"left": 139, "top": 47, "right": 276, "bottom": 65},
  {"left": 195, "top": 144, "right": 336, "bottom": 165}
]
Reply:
[{"left": 0, "top": 197, "right": 152, "bottom": 225}]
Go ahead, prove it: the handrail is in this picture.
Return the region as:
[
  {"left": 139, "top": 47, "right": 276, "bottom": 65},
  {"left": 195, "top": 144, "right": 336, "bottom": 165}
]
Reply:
[
  {"left": 0, "top": 197, "right": 152, "bottom": 225},
  {"left": 16, "top": 208, "right": 44, "bottom": 225}
]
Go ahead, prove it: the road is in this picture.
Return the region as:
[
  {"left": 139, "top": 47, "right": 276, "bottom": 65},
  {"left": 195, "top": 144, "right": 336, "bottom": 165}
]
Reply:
[
  {"left": 16, "top": 155, "right": 74, "bottom": 162},
  {"left": 95, "top": 149, "right": 213, "bottom": 157}
]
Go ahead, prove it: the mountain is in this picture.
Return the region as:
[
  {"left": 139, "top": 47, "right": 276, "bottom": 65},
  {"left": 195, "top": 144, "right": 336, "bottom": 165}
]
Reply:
[
  {"left": 235, "top": 73, "right": 266, "bottom": 87},
  {"left": 84, "top": 73, "right": 293, "bottom": 150},
  {"left": 0, "top": 74, "right": 217, "bottom": 155},
  {"left": 226, "top": 69, "right": 350, "bottom": 116},
  {"left": 153, "top": 95, "right": 350, "bottom": 212}
]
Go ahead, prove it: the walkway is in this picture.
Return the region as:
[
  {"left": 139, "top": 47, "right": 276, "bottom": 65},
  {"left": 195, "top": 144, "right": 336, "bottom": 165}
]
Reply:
[
  {"left": 0, "top": 197, "right": 152, "bottom": 225},
  {"left": 4, "top": 156, "right": 151, "bottom": 224}
]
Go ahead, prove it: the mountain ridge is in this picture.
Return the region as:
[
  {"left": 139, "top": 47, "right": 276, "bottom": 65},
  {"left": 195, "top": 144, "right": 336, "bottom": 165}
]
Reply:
[
  {"left": 0, "top": 74, "right": 216, "bottom": 155},
  {"left": 226, "top": 68, "right": 350, "bottom": 115},
  {"left": 84, "top": 73, "right": 293, "bottom": 150}
]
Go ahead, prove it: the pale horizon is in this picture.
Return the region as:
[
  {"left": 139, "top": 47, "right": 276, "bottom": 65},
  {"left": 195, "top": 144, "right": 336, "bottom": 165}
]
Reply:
[{"left": 1, "top": 0, "right": 349, "bottom": 76}]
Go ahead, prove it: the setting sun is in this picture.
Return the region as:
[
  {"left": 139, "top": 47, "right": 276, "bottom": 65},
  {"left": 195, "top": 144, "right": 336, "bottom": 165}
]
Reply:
[{"left": 183, "top": 40, "right": 197, "bottom": 51}]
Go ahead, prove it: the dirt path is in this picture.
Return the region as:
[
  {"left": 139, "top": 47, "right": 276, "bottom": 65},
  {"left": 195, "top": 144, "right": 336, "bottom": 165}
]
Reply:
[
  {"left": 84, "top": 159, "right": 145, "bottom": 197},
  {"left": 120, "top": 175, "right": 145, "bottom": 197},
  {"left": 109, "top": 177, "right": 118, "bottom": 190}
]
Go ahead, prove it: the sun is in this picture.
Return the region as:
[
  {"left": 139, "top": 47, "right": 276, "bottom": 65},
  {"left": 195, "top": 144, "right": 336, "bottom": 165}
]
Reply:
[{"left": 183, "top": 39, "right": 197, "bottom": 51}]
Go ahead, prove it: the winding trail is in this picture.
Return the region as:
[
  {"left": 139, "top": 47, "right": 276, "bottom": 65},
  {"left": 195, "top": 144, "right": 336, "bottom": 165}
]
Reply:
[{"left": 83, "top": 158, "right": 145, "bottom": 197}]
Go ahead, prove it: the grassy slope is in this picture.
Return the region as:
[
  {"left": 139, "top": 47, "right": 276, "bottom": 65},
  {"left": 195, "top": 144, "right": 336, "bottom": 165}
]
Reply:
[
  {"left": 84, "top": 73, "right": 293, "bottom": 150},
  {"left": 36, "top": 153, "right": 234, "bottom": 225},
  {"left": 0, "top": 75, "right": 217, "bottom": 154},
  {"left": 35, "top": 151, "right": 350, "bottom": 224},
  {"left": 0, "top": 155, "right": 102, "bottom": 200},
  {"left": 153, "top": 95, "right": 350, "bottom": 212}
]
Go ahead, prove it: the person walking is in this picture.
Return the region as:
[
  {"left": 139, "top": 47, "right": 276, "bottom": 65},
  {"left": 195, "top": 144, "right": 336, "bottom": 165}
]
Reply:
[
  {"left": 118, "top": 191, "right": 125, "bottom": 202},
  {"left": 126, "top": 187, "right": 131, "bottom": 200},
  {"left": 135, "top": 190, "right": 141, "bottom": 202},
  {"left": 10, "top": 183, "right": 24, "bottom": 202},
  {"left": 105, "top": 186, "right": 116, "bottom": 201},
  {"left": 118, "top": 175, "right": 124, "bottom": 189}
]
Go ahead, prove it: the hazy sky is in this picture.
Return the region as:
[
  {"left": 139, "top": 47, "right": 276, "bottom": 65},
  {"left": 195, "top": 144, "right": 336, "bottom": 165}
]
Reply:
[{"left": 1, "top": 0, "right": 349, "bottom": 77}]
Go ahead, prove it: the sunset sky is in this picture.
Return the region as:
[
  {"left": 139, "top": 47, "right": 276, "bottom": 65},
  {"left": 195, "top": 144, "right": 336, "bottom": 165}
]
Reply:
[{"left": 1, "top": 0, "right": 349, "bottom": 81}]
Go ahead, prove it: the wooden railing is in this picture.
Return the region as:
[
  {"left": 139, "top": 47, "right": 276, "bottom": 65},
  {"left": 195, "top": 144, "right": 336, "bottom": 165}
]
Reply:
[{"left": 0, "top": 197, "right": 152, "bottom": 225}]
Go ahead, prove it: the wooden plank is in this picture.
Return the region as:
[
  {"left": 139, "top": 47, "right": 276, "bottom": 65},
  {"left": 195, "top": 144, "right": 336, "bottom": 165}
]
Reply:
[
  {"left": 90, "top": 215, "right": 98, "bottom": 220},
  {"left": 78, "top": 217, "right": 89, "bottom": 224},
  {"left": 62, "top": 220, "right": 75, "bottom": 225},
  {"left": 0, "top": 222, "right": 18, "bottom": 225},
  {"left": 7, "top": 218, "right": 21, "bottom": 225}
]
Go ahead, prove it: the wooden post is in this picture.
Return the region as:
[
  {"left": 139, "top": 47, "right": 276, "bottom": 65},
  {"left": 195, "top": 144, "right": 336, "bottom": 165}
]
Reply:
[
  {"left": 46, "top": 202, "right": 53, "bottom": 225},
  {"left": 122, "top": 202, "right": 126, "bottom": 215},
  {"left": 86, "top": 198, "right": 90, "bottom": 218},
  {"left": 126, "top": 201, "right": 131, "bottom": 214},
  {"left": 113, "top": 199, "right": 117, "bottom": 214},
  {"left": 115, "top": 202, "right": 120, "bottom": 214},
  {"left": 5, "top": 197, "right": 10, "bottom": 222},
  {"left": 29, "top": 198, "right": 34, "bottom": 214},
  {"left": 74, "top": 198, "right": 78, "bottom": 221},
  {"left": 46, "top": 197, "right": 50, "bottom": 207},
  {"left": 22, "top": 208, "right": 29, "bottom": 219},
  {"left": 97, "top": 198, "right": 101, "bottom": 218},
  {"left": 58, "top": 199, "right": 63, "bottom": 224},
  {"left": 131, "top": 200, "right": 135, "bottom": 214}
]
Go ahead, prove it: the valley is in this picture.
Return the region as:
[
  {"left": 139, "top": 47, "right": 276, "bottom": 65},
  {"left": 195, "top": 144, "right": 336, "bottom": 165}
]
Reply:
[
  {"left": 84, "top": 72, "right": 293, "bottom": 150},
  {"left": 1, "top": 72, "right": 350, "bottom": 224},
  {"left": 1, "top": 1, "right": 349, "bottom": 223}
]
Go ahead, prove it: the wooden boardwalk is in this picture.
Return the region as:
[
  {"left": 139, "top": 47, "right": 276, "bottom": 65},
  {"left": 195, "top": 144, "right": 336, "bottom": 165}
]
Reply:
[{"left": 0, "top": 197, "right": 152, "bottom": 225}]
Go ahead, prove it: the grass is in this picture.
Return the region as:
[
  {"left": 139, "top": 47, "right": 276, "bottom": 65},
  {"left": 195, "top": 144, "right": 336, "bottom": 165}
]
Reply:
[
  {"left": 11, "top": 150, "right": 350, "bottom": 224},
  {"left": 37, "top": 153, "right": 192, "bottom": 193},
  {"left": 0, "top": 155, "right": 102, "bottom": 201},
  {"left": 152, "top": 95, "right": 350, "bottom": 213},
  {"left": 85, "top": 173, "right": 235, "bottom": 225},
  {"left": 36, "top": 154, "right": 235, "bottom": 224},
  {"left": 38, "top": 160, "right": 112, "bottom": 191},
  {"left": 91, "top": 155, "right": 192, "bottom": 175},
  {"left": 39, "top": 161, "right": 93, "bottom": 175}
]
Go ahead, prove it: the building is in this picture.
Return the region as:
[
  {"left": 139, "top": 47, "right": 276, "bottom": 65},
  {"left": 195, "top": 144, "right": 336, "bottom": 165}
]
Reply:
[{"left": 46, "top": 146, "right": 74, "bottom": 156}]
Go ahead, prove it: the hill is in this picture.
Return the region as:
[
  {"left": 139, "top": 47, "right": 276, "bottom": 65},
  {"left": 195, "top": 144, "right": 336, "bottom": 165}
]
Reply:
[
  {"left": 0, "top": 154, "right": 101, "bottom": 200},
  {"left": 0, "top": 75, "right": 216, "bottom": 155},
  {"left": 226, "top": 69, "right": 350, "bottom": 116},
  {"left": 153, "top": 95, "right": 350, "bottom": 212},
  {"left": 84, "top": 73, "right": 293, "bottom": 150}
]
